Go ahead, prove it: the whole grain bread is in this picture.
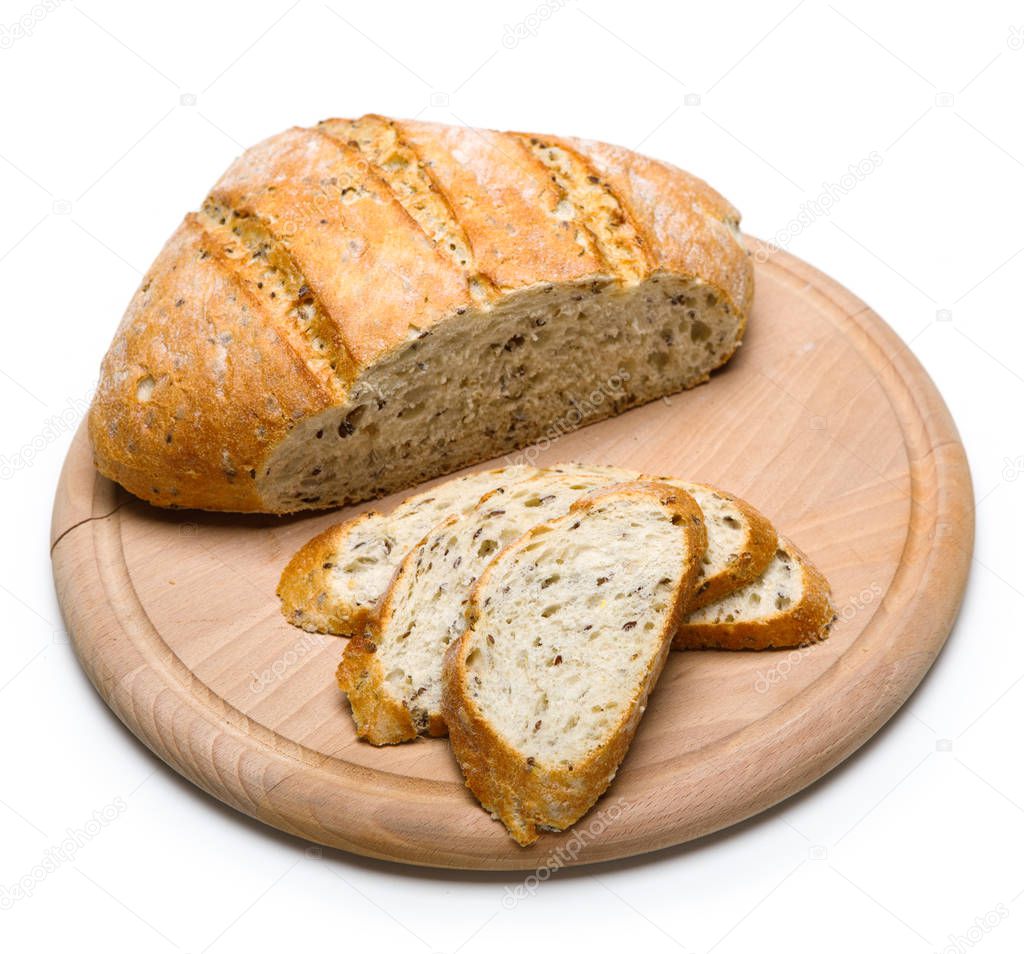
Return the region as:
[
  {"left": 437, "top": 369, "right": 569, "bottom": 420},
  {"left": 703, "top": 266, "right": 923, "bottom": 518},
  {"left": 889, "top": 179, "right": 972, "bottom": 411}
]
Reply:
[
  {"left": 441, "top": 481, "right": 706, "bottom": 845},
  {"left": 280, "top": 466, "right": 775, "bottom": 633},
  {"left": 88, "top": 115, "right": 752, "bottom": 513},
  {"left": 333, "top": 465, "right": 779, "bottom": 743},
  {"left": 674, "top": 537, "right": 835, "bottom": 650}
]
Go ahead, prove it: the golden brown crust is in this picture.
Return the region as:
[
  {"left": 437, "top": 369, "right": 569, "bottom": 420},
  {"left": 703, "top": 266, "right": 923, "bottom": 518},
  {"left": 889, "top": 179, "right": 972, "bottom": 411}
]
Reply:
[
  {"left": 442, "top": 481, "right": 707, "bottom": 846},
  {"left": 510, "top": 133, "right": 656, "bottom": 285},
  {"left": 396, "top": 120, "right": 609, "bottom": 290},
  {"left": 276, "top": 511, "right": 382, "bottom": 635},
  {"left": 192, "top": 201, "right": 354, "bottom": 400},
  {"left": 89, "top": 117, "right": 752, "bottom": 513},
  {"left": 673, "top": 538, "right": 835, "bottom": 651},
  {"left": 210, "top": 125, "right": 471, "bottom": 370},
  {"left": 317, "top": 115, "right": 498, "bottom": 301},
  {"left": 87, "top": 217, "right": 332, "bottom": 512}
]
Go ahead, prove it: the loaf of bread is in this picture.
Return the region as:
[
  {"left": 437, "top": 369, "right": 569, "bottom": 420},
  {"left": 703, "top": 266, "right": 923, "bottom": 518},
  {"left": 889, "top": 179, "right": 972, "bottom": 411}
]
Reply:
[
  {"left": 442, "top": 481, "right": 706, "bottom": 845},
  {"left": 88, "top": 115, "right": 752, "bottom": 513}
]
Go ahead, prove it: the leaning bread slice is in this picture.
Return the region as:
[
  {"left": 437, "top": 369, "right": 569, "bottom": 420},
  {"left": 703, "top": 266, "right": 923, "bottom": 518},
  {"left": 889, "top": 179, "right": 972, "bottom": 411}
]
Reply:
[
  {"left": 278, "top": 465, "right": 537, "bottom": 633},
  {"left": 442, "top": 481, "right": 707, "bottom": 846},
  {"left": 336, "top": 468, "right": 631, "bottom": 744},
  {"left": 673, "top": 537, "right": 835, "bottom": 650},
  {"left": 281, "top": 467, "right": 773, "bottom": 633}
]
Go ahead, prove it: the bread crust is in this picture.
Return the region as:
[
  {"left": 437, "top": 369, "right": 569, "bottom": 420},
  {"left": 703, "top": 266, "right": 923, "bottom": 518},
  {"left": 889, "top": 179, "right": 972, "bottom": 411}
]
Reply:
[
  {"left": 88, "top": 116, "right": 752, "bottom": 513},
  {"left": 442, "top": 481, "right": 707, "bottom": 846},
  {"left": 673, "top": 537, "right": 835, "bottom": 651}
]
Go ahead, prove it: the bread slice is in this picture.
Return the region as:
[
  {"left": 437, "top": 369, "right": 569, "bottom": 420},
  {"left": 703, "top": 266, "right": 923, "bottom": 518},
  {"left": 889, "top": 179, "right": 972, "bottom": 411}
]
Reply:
[
  {"left": 280, "top": 469, "right": 775, "bottom": 632},
  {"left": 442, "top": 481, "right": 707, "bottom": 845},
  {"left": 335, "top": 468, "right": 633, "bottom": 744},
  {"left": 278, "top": 465, "right": 537, "bottom": 634},
  {"left": 673, "top": 536, "right": 835, "bottom": 650}
]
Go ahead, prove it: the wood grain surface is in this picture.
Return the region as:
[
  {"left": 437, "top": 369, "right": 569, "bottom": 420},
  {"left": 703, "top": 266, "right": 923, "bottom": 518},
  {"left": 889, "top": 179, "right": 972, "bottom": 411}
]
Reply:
[{"left": 50, "top": 240, "right": 974, "bottom": 870}]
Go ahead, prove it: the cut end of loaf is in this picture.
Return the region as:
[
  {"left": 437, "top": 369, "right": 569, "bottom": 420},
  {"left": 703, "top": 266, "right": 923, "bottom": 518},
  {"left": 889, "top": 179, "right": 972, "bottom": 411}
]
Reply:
[{"left": 259, "top": 276, "right": 744, "bottom": 513}]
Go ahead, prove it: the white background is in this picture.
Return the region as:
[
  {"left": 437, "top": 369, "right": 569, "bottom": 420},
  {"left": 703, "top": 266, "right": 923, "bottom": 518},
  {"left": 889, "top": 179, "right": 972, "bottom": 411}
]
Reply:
[{"left": 1, "top": 0, "right": 1022, "bottom": 951}]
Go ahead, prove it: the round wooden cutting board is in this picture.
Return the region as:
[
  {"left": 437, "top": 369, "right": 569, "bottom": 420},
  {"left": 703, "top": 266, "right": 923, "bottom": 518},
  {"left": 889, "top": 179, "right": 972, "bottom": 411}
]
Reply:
[{"left": 51, "top": 241, "right": 973, "bottom": 870}]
